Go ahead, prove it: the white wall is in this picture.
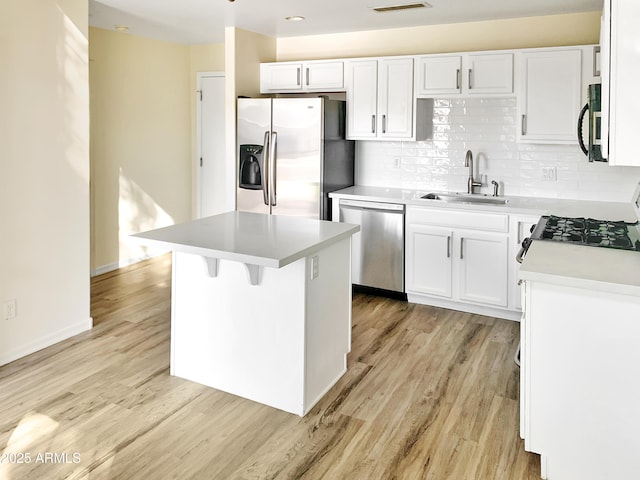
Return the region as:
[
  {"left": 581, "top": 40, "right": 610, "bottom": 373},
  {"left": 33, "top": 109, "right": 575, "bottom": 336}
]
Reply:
[
  {"left": 0, "top": 0, "right": 91, "bottom": 365},
  {"left": 356, "top": 97, "right": 640, "bottom": 202}
]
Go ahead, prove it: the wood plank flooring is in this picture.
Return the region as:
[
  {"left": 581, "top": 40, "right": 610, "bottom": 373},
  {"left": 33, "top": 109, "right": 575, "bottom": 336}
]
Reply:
[{"left": 0, "top": 254, "right": 540, "bottom": 479}]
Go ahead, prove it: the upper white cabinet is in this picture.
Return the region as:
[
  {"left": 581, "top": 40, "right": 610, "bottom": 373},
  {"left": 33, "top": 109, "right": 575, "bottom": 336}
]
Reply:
[
  {"left": 600, "top": 0, "right": 640, "bottom": 166},
  {"left": 416, "top": 56, "right": 461, "bottom": 96},
  {"left": 345, "top": 57, "right": 414, "bottom": 140},
  {"left": 517, "top": 48, "right": 582, "bottom": 143},
  {"left": 260, "top": 61, "right": 344, "bottom": 93},
  {"left": 416, "top": 53, "right": 513, "bottom": 96}
]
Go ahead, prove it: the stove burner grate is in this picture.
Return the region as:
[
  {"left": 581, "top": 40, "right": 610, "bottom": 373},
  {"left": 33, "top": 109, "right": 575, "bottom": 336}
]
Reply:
[{"left": 537, "top": 215, "right": 640, "bottom": 251}]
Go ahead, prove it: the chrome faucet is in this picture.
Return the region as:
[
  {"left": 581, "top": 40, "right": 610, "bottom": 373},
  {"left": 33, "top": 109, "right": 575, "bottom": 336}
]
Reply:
[{"left": 464, "top": 150, "right": 482, "bottom": 194}]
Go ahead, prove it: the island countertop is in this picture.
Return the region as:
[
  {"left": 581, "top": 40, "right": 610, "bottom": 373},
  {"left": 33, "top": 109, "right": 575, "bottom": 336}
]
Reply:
[{"left": 131, "top": 211, "right": 360, "bottom": 268}]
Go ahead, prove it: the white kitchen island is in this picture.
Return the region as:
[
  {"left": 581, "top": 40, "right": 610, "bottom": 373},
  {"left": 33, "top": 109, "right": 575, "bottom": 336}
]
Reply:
[{"left": 132, "top": 211, "right": 359, "bottom": 416}]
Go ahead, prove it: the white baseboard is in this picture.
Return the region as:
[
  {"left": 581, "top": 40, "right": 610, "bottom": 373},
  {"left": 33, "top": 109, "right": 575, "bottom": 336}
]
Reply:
[
  {"left": 91, "top": 251, "right": 168, "bottom": 277},
  {"left": 407, "top": 293, "right": 521, "bottom": 322},
  {"left": 0, "top": 317, "right": 93, "bottom": 367}
]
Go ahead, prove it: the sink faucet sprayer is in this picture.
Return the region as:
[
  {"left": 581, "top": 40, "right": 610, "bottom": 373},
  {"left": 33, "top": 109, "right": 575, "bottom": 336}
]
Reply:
[{"left": 464, "top": 150, "right": 482, "bottom": 194}]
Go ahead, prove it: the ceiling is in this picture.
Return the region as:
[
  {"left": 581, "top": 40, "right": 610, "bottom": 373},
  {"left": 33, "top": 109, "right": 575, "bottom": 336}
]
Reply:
[{"left": 88, "top": 0, "right": 603, "bottom": 46}]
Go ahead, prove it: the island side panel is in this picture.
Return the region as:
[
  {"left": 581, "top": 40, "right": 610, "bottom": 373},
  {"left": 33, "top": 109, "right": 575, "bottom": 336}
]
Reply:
[
  {"left": 303, "top": 237, "right": 352, "bottom": 414},
  {"left": 527, "top": 281, "right": 640, "bottom": 480},
  {"left": 170, "top": 251, "right": 307, "bottom": 415}
]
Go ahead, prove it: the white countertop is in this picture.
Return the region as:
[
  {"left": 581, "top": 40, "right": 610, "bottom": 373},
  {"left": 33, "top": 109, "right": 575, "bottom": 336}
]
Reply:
[
  {"left": 131, "top": 211, "right": 360, "bottom": 268},
  {"left": 330, "top": 185, "right": 637, "bottom": 221},
  {"left": 519, "top": 241, "right": 640, "bottom": 296},
  {"left": 330, "top": 185, "right": 640, "bottom": 295}
]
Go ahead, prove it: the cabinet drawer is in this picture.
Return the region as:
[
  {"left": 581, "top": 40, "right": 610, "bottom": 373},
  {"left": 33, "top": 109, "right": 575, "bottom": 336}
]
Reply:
[{"left": 407, "top": 207, "right": 508, "bottom": 232}]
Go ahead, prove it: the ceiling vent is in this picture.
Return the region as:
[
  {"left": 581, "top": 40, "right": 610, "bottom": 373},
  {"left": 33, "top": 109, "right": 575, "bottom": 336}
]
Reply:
[{"left": 371, "top": 2, "right": 432, "bottom": 13}]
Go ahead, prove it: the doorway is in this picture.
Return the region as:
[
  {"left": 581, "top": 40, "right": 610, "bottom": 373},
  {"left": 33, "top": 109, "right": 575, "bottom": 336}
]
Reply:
[{"left": 196, "top": 72, "right": 226, "bottom": 218}]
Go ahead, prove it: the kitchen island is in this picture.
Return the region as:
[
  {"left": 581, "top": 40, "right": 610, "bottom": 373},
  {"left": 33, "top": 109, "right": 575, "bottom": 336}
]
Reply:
[{"left": 132, "top": 211, "right": 359, "bottom": 416}]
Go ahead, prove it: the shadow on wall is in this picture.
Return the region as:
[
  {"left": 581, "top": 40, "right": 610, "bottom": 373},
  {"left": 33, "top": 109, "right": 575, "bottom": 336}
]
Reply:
[{"left": 119, "top": 168, "right": 174, "bottom": 262}]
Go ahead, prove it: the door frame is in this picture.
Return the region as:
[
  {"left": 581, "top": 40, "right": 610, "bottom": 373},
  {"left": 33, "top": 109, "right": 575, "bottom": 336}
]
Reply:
[{"left": 196, "top": 71, "right": 225, "bottom": 218}]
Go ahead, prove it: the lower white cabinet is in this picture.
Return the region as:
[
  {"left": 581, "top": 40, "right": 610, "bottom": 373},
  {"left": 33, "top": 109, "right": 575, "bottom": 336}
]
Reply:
[
  {"left": 406, "top": 207, "right": 510, "bottom": 313},
  {"left": 520, "top": 279, "right": 640, "bottom": 479}
]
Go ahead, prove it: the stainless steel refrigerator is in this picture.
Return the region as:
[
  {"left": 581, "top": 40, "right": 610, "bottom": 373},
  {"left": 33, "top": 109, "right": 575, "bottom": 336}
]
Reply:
[{"left": 237, "top": 97, "right": 354, "bottom": 220}]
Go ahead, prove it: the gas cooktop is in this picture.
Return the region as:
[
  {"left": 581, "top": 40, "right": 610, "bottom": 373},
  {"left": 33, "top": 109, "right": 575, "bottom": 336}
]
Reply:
[{"left": 531, "top": 215, "right": 640, "bottom": 251}]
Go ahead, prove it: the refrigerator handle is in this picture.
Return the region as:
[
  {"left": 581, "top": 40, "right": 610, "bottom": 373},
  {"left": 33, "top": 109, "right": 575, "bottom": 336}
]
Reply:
[
  {"left": 262, "top": 131, "right": 270, "bottom": 206},
  {"left": 269, "top": 132, "right": 277, "bottom": 206}
]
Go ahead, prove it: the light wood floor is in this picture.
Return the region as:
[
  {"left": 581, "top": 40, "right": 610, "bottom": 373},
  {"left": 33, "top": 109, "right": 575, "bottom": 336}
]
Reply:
[{"left": 0, "top": 255, "right": 540, "bottom": 479}]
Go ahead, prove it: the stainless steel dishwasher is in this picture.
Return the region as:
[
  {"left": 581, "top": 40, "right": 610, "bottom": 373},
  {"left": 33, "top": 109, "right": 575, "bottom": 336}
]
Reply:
[{"left": 339, "top": 199, "right": 405, "bottom": 293}]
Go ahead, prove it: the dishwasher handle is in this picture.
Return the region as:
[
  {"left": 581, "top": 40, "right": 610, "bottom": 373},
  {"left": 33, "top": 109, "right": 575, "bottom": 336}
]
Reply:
[{"left": 339, "top": 199, "right": 404, "bottom": 213}]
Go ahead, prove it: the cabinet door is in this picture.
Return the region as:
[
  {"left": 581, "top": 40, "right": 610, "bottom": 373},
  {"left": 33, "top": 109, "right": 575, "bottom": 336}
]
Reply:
[
  {"left": 518, "top": 49, "right": 582, "bottom": 143},
  {"left": 406, "top": 224, "right": 452, "bottom": 298},
  {"left": 378, "top": 58, "right": 414, "bottom": 139},
  {"left": 416, "top": 56, "right": 462, "bottom": 96},
  {"left": 457, "top": 231, "right": 508, "bottom": 307},
  {"left": 345, "top": 60, "right": 379, "bottom": 139},
  {"left": 605, "top": 0, "right": 640, "bottom": 166},
  {"left": 305, "top": 61, "right": 344, "bottom": 91},
  {"left": 465, "top": 53, "right": 513, "bottom": 94},
  {"left": 260, "top": 63, "right": 303, "bottom": 92}
]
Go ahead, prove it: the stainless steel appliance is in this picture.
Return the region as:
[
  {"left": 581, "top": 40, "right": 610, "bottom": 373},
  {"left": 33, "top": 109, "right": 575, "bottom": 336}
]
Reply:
[
  {"left": 578, "top": 83, "right": 606, "bottom": 162},
  {"left": 237, "top": 97, "right": 354, "bottom": 220},
  {"left": 339, "top": 199, "right": 405, "bottom": 294}
]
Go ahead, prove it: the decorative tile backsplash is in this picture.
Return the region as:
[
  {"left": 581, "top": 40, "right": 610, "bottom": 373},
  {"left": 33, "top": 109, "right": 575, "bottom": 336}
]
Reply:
[{"left": 356, "top": 98, "right": 640, "bottom": 202}]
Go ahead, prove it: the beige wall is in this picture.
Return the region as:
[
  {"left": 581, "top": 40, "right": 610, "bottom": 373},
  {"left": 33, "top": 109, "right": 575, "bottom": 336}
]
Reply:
[
  {"left": 89, "top": 27, "right": 192, "bottom": 273},
  {"left": 0, "top": 0, "right": 91, "bottom": 365},
  {"left": 276, "top": 12, "right": 601, "bottom": 61}
]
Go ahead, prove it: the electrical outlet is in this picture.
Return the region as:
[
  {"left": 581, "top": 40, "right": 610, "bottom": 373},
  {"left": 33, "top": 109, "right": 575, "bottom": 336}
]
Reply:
[
  {"left": 311, "top": 256, "right": 319, "bottom": 280},
  {"left": 4, "top": 299, "right": 16, "bottom": 320},
  {"left": 541, "top": 166, "right": 557, "bottom": 181},
  {"left": 393, "top": 157, "right": 401, "bottom": 169}
]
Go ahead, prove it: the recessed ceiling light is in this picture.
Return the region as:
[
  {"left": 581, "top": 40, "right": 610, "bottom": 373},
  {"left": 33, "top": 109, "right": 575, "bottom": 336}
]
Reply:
[
  {"left": 114, "top": 25, "right": 129, "bottom": 32},
  {"left": 371, "top": 2, "right": 432, "bottom": 13},
  {"left": 285, "top": 16, "right": 306, "bottom": 22}
]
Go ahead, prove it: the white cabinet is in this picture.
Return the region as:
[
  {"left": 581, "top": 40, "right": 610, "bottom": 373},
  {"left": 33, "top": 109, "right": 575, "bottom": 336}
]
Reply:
[
  {"left": 406, "top": 206, "right": 510, "bottom": 313},
  {"left": 406, "top": 225, "right": 452, "bottom": 297},
  {"left": 416, "top": 53, "right": 513, "bottom": 96},
  {"left": 415, "top": 56, "right": 461, "bottom": 96},
  {"left": 520, "top": 279, "right": 640, "bottom": 479},
  {"left": 509, "top": 214, "right": 540, "bottom": 310},
  {"left": 600, "top": 0, "right": 640, "bottom": 166},
  {"left": 345, "top": 57, "right": 414, "bottom": 140},
  {"left": 260, "top": 61, "right": 344, "bottom": 93},
  {"left": 457, "top": 231, "right": 509, "bottom": 306},
  {"left": 517, "top": 48, "right": 582, "bottom": 143}
]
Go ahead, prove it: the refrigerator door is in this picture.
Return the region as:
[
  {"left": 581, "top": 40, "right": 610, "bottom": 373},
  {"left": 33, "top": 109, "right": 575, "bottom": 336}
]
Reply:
[
  {"left": 271, "top": 98, "right": 323, "bottom": 219},
  {"left": 237, "top": 98, "right": 272, "bottom": 214}
]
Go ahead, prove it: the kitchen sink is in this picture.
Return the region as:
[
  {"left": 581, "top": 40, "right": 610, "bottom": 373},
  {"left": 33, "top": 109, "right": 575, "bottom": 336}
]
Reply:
[{"left": 421, "top": 192, "right": 509, "bottom": 205}]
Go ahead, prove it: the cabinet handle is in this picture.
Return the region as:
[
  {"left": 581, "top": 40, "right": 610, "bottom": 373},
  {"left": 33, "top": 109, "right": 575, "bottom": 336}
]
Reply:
[
  {"left": 468, "top": 69, "right": 472, "bottom": 89},
  {"left": 521, "top": 114, "right": 527, "bottom": 135},
  {"left": 382, "top": 115, "right": 387, "bottom": 134},
  {"left": 297, "top": 68, "right": 301, "bottom": 86},
  {"left": 447, "top": 236, "right": 451, "bottom": 258},
  {"left": 460, "top": 237, "right": 464, "bottom": 259},
  {"left": 306, "top": 67, "right": 310, "bottom": 86},
  {"left": 371, "top": 115, "right": 376, "bottom": 134},
  {"left": 456, "top": 69, "right": 460, "bottom": 90},
  {"left": 593, "top": 46, "right": 601, "bottom": 77}
]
